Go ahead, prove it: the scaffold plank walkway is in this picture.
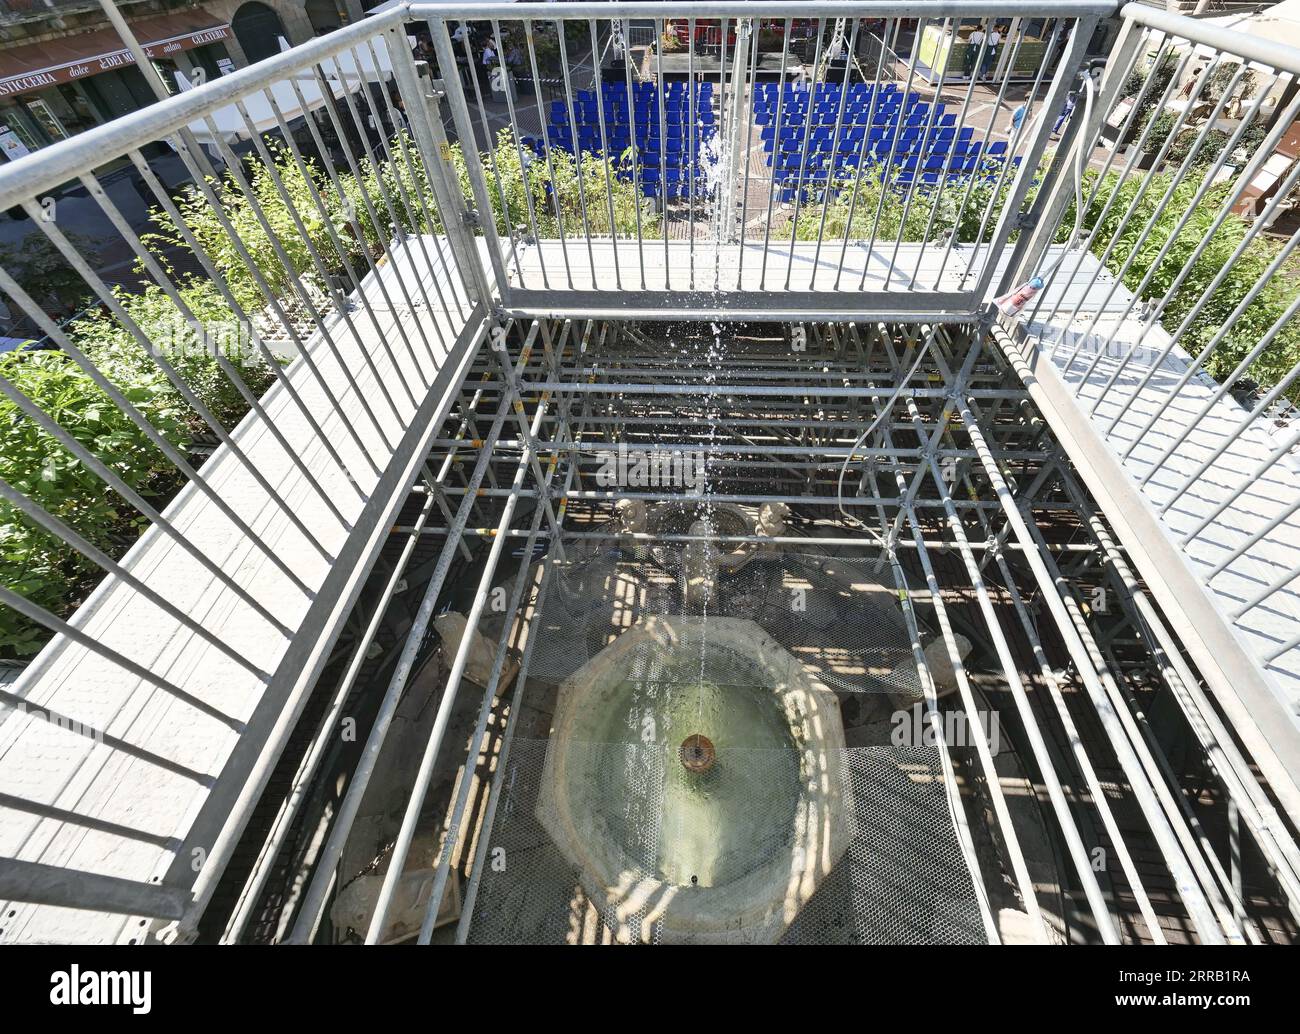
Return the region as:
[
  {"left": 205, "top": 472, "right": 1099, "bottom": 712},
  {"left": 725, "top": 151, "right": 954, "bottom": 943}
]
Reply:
[{"left": 0, "top": 236, "right": 481, "bottom": 944}]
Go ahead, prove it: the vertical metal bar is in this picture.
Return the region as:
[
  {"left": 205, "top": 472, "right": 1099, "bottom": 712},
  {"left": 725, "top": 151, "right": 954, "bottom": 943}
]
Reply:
[
  {"left": 657, "top": 17, "right": 670, "bottom": 287},
  {"left": 689, "top": 16, "right": 698, "bottom": 290},
  {"left": 759, "top": 18, "right": 792, "bottom": 291},
  {"left": 785, "top": 17, "right": 827, "bottom": 289},
  {"left": 961, "top": 19, "right": 1058, "bottom": 286},
  {"left": 287, "top": 381, "right": 518, "bottom": 943},
  {"left": 78, "top": 169, "right": 353, "bottom": 530},
  {"left": 1061, "top": 55, "right": 1233, "bottom": 384},
  {"left": 524, "top": 17, "right": 575, "bottom": 288},
  {"left": 859, "top": 17, "right": 924, "bottom": 289},
  {"left": 194, "top": 116, "right": 406, "bottom": 449},
  {"left": 0, "top": 263, "right": 318, "bottom": 597},
  {"left": 1035, "top": 29, "right": 1175, "bottom": 330},
  {"left": 362, "top": 371, "right": 555, "bottom": 943},
  {"left": 0, "top": 584, "right": 241, "bottom": 728},
  {"left": 363, "top": 34, "right": 464, "bottom": 333},
  {"left": 734, "top": 16, "right": 760, "bottom": 262},
  {"left": 308, "top": 56, "right": 474, "bottom": 333},
  {"left": 377, "top": 34, "right": 475, "bottom": 316},
  {"left": 1084, "top": 73, "right": 1289, "bottom": 407},
  {"left": 125, "top": 149, "right": 375, "bottom": 496},
  {"left": 1049, "top": 40, "right": 1194, "bottom": 339},
  {"left": 454, "top": 27, "right": 525, "bottom": 285},
  {"left": 886, "top": 16, "right": 950, "bottom": 289},
  {"left": 617, "top": 17, "right": 648, "bottom": 288},
  {"left": 0, "top": 371, "right": 291, "bottom": 636},
  {"left": 553, "top": 17, "right": 600, "bottom": 288},
  {"left": 916, "top": 17, "right": 996, "bottom": 286},
  {"left": 431, "top": 20, "right": 512, "bottom": 296},
  {"left": 588, "top": 17, "right": 624, "bottom": 289},
  {"left": 231, "top": 96, "right": 427, "bottom": 405},
  {"left": 834, "top": 15, "right": 890, "bottom": 290},
  {"left": 959, "top": 401, "right": 1230, "bottom": 943},
  {"left": 0, "top": 476, "right": 268, "bottom": 680},
  {"left": 931, "top": 16, "right": 1000, "bottom": 286},
  {"left": 336, "top": 44, "right": 449, "bottom": 358},
  {"left": 812, "top": 18, "right": 860, "bottom": 277},
  {"left": 491, "top": 18, "right": 549, "bottom": 288},
  {"left": 1008, "top": 24, "right": 1146, "bottom": 299},
  {"left": 970, "top": 17, "right": 1093, "bottom": 301}
]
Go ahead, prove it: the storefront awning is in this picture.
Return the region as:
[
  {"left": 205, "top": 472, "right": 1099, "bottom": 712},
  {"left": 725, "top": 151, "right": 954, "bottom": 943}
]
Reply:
[{"left": 0, "top": 11, "right": 231, "bottom": 99}]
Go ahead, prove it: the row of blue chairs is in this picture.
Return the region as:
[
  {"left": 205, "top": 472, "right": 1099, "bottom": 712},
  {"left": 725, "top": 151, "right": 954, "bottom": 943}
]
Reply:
[
  {"left": 773, "top": 156, "right": 1023, "bottom": 202},
  {"left": 542, "top": 82, "right": 720, "bottom": 200},
  {"left": 755, "top": 81, "right": 896, "bottom": 98},
  {"left": 769, "top": 128, "right": 989, "bottom": 160},
  {"left": 774, "top": 151, "right": 1019, "bottom": 182},
  {"left": 553, "top": 104, "right": 717, "bottom": 130},
  {"left": 759, "top": 109, "right": 952, "bottom": 132},
  {"left": 770, "top": 139, "right": 1007, "bottom": 179},
  {"left": 761, "top": 117, "right": 958, "bottom": 151}
]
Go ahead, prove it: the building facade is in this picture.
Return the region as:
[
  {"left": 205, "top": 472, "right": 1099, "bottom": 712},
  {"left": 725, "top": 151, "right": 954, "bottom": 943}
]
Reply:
[{"left": 0, "top": 0, "right": 372, "bottom": 157}]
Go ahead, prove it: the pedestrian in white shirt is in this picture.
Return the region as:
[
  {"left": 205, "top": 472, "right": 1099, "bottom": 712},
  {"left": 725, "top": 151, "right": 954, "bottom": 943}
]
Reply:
[
  {"left": 983, "top": 27, "right": 1003, "bottom": 79},
  {"left": 966, "top": 27, "right": 985, "bottom": 80}
]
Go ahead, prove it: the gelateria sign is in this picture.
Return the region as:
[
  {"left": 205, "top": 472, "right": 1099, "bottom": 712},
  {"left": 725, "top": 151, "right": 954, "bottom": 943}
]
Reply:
[{"left": 0, "top": 21, "right": 232, "bottom": 97}]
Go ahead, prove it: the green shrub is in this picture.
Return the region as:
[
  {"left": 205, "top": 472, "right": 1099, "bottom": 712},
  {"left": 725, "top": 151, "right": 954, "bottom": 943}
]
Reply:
[
  {"left": 65, "top": 276, "right": 277, "bottom": 432},
  {"left": 0, "top": 349, "right": 187, "bottom": 655},
  {"left": 1064, "top": 170, "right": 1300, "bottom": 396},
  {"left": 789, "top": 159, "right": 1033, "bottom": 244}
]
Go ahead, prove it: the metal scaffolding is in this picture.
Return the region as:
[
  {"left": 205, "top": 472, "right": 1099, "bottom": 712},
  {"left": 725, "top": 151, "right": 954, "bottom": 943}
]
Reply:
[{"left": 0, "top": 1, "right": 1297, "bottom": 945}]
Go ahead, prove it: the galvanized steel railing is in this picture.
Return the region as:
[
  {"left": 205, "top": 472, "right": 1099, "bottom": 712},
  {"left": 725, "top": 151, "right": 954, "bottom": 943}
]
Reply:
[
  {"left": 0, "top": 7, "right": 490, "bottom": 934},
  {"left": 1007, "top": 3, "right": 1300, "bottom": 682},
  {"left": 410, "top": 1, "right": 1110, "bottom": 318}
]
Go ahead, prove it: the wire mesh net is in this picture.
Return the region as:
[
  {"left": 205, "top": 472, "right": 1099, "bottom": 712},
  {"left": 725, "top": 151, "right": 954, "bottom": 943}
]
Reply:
[{"left": 465, "top": 741, "right": 986, "bottom": 945}]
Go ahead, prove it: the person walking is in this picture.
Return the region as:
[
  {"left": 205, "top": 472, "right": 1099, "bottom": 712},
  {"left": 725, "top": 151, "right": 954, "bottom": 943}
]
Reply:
[{"left": 966, "top": 25, "right": 985, "bottom": 80}]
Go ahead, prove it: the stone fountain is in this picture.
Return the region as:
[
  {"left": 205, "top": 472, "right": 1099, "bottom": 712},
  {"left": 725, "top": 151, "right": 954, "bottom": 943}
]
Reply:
[{"left": 535, "top": 614, "right": 849, "bottom": 943}]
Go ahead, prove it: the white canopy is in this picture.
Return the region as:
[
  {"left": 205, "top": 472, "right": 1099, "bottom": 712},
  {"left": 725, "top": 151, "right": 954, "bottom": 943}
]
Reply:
[
  {"left": 278, "top": 33, "right": 408, "bottom": 83},
  {"left": 181, "top": 76, "right": 359, "bottom": 149},
  {"left": 1200, "top": 0, "right": 1300, "bottom": 51}
]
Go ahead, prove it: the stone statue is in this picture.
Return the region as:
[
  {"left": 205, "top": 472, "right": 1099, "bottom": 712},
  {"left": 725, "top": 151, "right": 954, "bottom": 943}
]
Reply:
[
  {"left": 681, "top": 518, "right": 719, "bottom": 610},
  {"left": 756, "top": 501, "right": 790, "bottom": 552}
]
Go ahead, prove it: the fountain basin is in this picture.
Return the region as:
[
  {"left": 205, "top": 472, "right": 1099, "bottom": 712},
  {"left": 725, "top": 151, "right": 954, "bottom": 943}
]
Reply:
[{"left": 536, "top": 615, "right": 848, "bottom": 943}]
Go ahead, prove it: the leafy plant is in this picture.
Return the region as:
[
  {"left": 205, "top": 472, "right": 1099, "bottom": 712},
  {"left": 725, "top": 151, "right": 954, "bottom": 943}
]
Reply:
[
  {"left": 0, "top": 349, "right": 187, "bottom": 655},
  {"left": 1060, "top": 170, "right": 1300, "bottom": 398}
]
